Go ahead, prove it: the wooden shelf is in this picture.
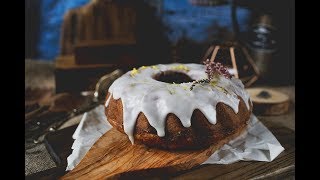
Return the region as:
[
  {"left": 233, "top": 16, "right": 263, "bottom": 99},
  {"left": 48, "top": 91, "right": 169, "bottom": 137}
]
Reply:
[
  {"left": 75, "top": 38, "right": 136, "bottom": 48},
  {"left": 55, "top": 55, "right": 116, "bottom": 70}
]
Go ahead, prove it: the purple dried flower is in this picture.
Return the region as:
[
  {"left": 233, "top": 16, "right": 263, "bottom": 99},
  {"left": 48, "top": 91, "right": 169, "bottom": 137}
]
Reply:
[
  {"left": 203, "top": 59, "right": 232, "bottom": 79},
  {"left": 189, "top": 60, "right": 232, "bottom": 91}
]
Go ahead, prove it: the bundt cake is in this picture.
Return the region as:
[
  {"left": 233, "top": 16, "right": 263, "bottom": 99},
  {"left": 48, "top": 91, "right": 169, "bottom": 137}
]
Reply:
[{"left": 105, "top": 63, "right": 252, "bottom": 150}]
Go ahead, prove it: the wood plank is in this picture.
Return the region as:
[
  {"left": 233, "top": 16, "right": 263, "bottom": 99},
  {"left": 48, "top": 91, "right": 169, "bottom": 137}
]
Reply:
[
  {"left": 173, "top": 147, "right": 294, "bottom": 179},
  {"left": 61, "top": 124, "right": 248, "bottom": 180},
  {"left": 26, "top": 118, "right": 294, "bottom": 179},
  {"left": 62, "top": 122, "right": 294, "bottom": 179},
  {"left": 74, "top": 41, "right": 137, "bottom": 65},
  {"left": 172, "top": 125, "right": 295, "bottom": 179},
  {"left": 75, "top": 38, "right": 136, "bottom": 47},
  {"left": 55, "top": 55, "right": 116, "bottom": 69}
]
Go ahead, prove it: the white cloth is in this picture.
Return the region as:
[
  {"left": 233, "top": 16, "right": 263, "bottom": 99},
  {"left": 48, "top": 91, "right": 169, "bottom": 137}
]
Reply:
[{"left": 66, "top": 105, "right": 284, "bottom": 170}]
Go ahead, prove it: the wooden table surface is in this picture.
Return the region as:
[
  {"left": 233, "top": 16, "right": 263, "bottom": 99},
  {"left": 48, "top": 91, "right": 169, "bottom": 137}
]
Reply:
[
  {"left": 25, "top": 61, "right": 295, "bottom": 179},
  {"left": 25, "top": 86, "right": 294, "bottom": 179}
]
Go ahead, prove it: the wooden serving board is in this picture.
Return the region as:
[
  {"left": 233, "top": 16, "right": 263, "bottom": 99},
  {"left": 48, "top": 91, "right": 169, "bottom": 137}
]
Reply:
[{"left": 61, "top": 127, "right": 245, "bottom": 180}]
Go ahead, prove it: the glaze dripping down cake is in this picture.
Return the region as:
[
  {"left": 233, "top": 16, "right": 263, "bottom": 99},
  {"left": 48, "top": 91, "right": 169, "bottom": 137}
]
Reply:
[{"left": 105, "top": 63, "right": 252, "bottom": 150}]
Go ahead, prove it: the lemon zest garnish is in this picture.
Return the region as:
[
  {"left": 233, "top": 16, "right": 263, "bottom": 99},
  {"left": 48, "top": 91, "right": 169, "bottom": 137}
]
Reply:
[
  {"left": 166, "top": 85, "right": 176, "bottom": 94},
  {"left": 215, "top": 86, "right": 228, "bottom": 94},
  {"left": 130, "top": 68, "right": 139, "bottom": 77},
  {"left": 181, "top": 85, "right": 188, "bottom": 90},
  {"left": 170, "top": 65, "right": 190, "bottom": 72},
  {"left": 151, "top": 65, "right": 159, "bottom": 70},
  {"left": 140, "top": 66, "right": 147, "bottom": 70},
  {"left": 209, "top": 80, "right": 218, "bottom": 87}
]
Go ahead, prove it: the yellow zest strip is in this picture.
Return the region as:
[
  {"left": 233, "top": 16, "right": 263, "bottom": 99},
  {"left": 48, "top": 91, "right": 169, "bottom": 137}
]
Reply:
[
  {"left": 170, "top": 65, "right": 190, "bottom": 72},
  {"left": 130, "top": 68, "right": 139, "bottom": 77}
]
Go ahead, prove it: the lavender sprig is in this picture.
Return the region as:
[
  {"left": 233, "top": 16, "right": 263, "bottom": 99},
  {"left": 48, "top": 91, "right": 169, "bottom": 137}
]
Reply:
[
  {"left": 190, "top": 59, "right": 232, "bottom": 91},
  {"left": 203, "top": 59, "right": 232, "bottom": 79}
]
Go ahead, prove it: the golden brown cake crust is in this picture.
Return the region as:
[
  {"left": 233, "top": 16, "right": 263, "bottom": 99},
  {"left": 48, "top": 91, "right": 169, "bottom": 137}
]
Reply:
[{"left": 105, "top": 92, "right": 252, "bottom": 150}]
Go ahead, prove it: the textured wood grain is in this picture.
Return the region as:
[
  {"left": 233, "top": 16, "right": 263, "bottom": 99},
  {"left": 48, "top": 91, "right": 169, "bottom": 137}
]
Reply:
[
  {"left": 172, "top": 124, "right": 295, "bottom": 179},
  {"left": 62, "top": 124, "right": 248, "bottom": 180},
  {"left": 173, "top": 150, "right": 294, "bottom": 180}
]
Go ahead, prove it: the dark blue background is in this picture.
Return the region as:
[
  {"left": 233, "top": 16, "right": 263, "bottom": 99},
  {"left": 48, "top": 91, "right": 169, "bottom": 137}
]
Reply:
[{"left": 36, "top": 0, "right": 250, "bottom": 60}]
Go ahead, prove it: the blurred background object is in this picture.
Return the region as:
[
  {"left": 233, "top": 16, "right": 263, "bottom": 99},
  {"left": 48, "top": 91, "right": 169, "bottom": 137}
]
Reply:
[
  {"left": 246, "top": 87, "right": 290, "bottom": 115},
  {"left": 246, "top": 14, "right": 276, "bottom": 80},
  {"left": 25, "top": 0, "right": 294, "bottom": 92},
  {"left": 201, "top": 43, "right": 260, "bottom": 87}
]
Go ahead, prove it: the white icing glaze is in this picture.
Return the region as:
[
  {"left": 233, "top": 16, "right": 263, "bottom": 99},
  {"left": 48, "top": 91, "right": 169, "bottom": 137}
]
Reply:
[{"left": 105, "top": 63, "right": 251, "bottom": 144}]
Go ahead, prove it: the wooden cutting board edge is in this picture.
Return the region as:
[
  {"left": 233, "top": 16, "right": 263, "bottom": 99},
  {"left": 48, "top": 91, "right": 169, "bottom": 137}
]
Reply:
[{"left": 61, "top": 124, "right": 248, "bottom": 180}]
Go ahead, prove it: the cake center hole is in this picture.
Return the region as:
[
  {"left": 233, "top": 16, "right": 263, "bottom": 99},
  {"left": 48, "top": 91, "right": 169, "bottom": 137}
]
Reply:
[{"left": 153, "top": 71, "right": 194, "bottom": 84}]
